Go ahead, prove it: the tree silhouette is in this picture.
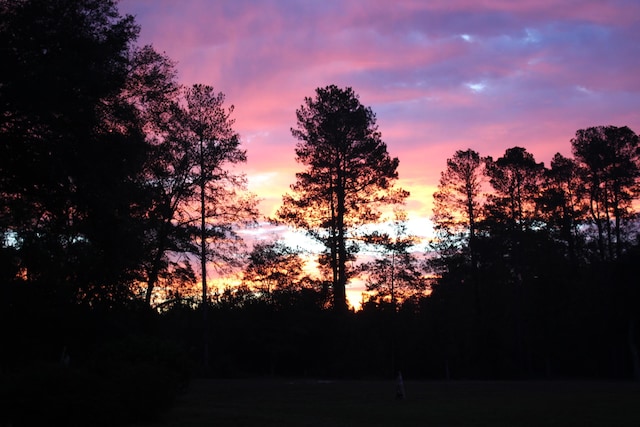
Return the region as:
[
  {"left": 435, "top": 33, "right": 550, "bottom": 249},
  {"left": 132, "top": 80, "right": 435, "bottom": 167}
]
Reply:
[
  {"left": 485, "top": 147, "right": 545, "bottom": 235},
  {"left": 431, "top": 149, "right": 486, "bottom": 275},
  {"left": 243, "top": 241, "right": 326, "bottom": 309},
  {"left": 571, "top": 126, "right": 640, "bottom": 261},
  {"left": 139, "top": 84, "right": 258, "bottom": 306},
  {"left": 570, "top": 126, "right": 640, "bottom": 379},
  {"left": 538, "top": 153, "right": 586, "bottom": 263},
  {"left": 277, "top": 85, "right": 407, "bottom": 312},
  {"left": 244, "top": 241, "right": 306, "bottom": 297},
  {"left": 0, "top": 0, "right": 145, "bottom": 301},
  {"left": 181, "top": 85, "right": 257, "bottom": 299},
  {"left": 120, "top": 46, "right": 191, "bottom": 306},
  {"left": 152, "top": 84, "right": 258, "bottom": 370},
  {"left": 362, "top": 210, "right": 427, "bottom": 307}
]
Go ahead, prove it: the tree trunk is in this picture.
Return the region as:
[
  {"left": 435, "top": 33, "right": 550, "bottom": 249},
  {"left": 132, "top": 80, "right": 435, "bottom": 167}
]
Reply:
[
  {"left": 335, "top": 223, "right": 348, "bottom": 313},
  {"left": 145, "top": 222, "right": 170, "bottom": 306},
  {"left": 200, "top": 138, "right": 209, "bottom": 372},
  {"left": 334, "top": 171, "right": 348, "bottom": 313}
]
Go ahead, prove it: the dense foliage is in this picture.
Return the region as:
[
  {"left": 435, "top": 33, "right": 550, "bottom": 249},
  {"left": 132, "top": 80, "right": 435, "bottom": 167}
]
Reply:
[
  {"left": 429, "top": 133, "right": 640, "bottom": 380},
  {"left": 276, "top": 85, "right": 408, "bottom": 312},
  {"left": 1, "top": 1, "right": 640, "bottom": 424},
  {"left": 0, "top": 1, "right": 251, "bottom": 425}
]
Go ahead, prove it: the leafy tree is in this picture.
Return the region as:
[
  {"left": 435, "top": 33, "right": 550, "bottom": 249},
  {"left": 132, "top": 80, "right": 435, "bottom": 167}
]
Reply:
[
  {"left": 116, "top": 47, "right": 195, "bottom": 305},
  {"left": 484, "top": 147, "right": 545, "bottom": 235},
  {"left": 123, "top": 45, "right": 180, "bottom": 132},
  {"left": 243, "top": 241, "right": 326, "bottom": 309},
  {"left": 276, "top": 85, "right": 407, "bottom": 312},
  {"left": 571, "top": 125, "right": 640, "bottom": 261},
  {"left": 431, "top": 149, "right": 486, "bottom": 273},
  {"left": 362, "top": 210, "right": 427, "bottom": 307},
  {"left": 0, "top": 0, "right": 146, "bottom": 301},
  {"left": 140, "top": 84, "right": 258, "bottom": 306},
  {"left": 168, "top": 84, "right": 258, "bottom": 372},
  {"left": 538, "top": 153, "right": 586, "bottom": 263},
  {"left": 180, "top": 84, "right": 257, "bottom": 301},
  {"left": 243, "top": 241, "right": 305, "bottom": 296},
  {"left": 571, "top": 126, "right": 640, "bottom": 380}
]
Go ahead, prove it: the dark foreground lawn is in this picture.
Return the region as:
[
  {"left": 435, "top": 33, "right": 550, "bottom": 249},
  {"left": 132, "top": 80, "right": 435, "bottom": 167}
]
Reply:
[{"left": 142, "top": 378, "right": 640, "bottom": 427}]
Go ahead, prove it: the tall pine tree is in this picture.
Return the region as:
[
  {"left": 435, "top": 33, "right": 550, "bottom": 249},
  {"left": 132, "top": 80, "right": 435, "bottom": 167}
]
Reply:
[{"left": 277, "top": 85, "right": 407, "bottom": 312}]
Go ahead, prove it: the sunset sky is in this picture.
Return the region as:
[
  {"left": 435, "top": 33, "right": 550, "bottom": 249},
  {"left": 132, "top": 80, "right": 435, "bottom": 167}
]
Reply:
[{"left": 119, "top": 0, "right": 640, "bottom": 302}]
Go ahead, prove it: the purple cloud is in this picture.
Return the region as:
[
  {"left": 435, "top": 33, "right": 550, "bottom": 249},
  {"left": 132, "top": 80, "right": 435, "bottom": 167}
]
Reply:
[{"left": 119, "top": 0, "right": 640, "bottom": 220}]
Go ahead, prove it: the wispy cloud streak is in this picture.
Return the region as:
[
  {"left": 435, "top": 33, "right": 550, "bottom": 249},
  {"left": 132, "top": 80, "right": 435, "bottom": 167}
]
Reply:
[{"left": 120, "top": 0, "right": 640, "bottom": 220}]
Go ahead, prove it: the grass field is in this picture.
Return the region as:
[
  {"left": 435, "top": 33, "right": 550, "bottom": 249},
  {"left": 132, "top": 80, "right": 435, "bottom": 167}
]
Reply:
[{"left": 146, "top": 378, "right": 640, "bottom": 427}]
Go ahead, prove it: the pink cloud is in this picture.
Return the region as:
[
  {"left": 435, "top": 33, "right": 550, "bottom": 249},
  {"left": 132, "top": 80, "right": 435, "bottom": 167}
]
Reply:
[{"left": 120, "top": 0, "right": 640, "bottom": 230}]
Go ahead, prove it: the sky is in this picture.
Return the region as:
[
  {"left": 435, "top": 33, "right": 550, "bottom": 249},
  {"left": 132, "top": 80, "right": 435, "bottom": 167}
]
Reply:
[{"left": 118, "top": 0, "right": 640, "bottom": 304}]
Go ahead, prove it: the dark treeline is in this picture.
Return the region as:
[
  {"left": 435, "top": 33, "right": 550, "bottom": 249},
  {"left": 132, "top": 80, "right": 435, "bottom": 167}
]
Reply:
[
  {"left": 426, "top": 134, "right": 640, "bottom": 381},
  {"left": 165, "top": 127, "right": 640, "bottom": 382},
  {"left": 1, "top": 0, "right": 640, "bottom": 425}
]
